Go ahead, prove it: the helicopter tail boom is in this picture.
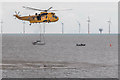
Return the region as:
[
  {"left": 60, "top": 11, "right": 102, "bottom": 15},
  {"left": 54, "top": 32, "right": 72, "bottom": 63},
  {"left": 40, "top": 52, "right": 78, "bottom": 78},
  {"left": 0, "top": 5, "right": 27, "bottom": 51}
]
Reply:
[
  {"left": 13, "top": 15, "right": 28, "bottom": 21},
  {"left": 13, "top": 14, "right": 22, "bottom": 20}
]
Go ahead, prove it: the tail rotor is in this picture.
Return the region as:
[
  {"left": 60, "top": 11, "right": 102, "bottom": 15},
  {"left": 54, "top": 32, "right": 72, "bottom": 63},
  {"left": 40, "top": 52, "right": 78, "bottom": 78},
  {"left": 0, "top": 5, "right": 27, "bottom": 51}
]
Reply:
[{"left": 13, "top": 11, "right": 21, "bottom": 19}]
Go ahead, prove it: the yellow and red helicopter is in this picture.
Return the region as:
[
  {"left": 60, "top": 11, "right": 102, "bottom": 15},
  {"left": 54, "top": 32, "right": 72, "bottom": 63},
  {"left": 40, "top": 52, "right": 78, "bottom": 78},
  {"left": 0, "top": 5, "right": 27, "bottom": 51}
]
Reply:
[
  {"left": 13, "top": 6, "right": 71, "bottom": 45},
  {"left": 14, "top": 6, "right": 71, "bottom": 25}
]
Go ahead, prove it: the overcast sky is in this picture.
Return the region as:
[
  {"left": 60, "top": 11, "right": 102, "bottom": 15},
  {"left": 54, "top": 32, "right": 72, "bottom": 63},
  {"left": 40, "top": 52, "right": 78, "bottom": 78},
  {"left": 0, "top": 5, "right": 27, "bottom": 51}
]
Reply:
[{"left": 0, "top": 2, "right": 118, "bottom": 34}]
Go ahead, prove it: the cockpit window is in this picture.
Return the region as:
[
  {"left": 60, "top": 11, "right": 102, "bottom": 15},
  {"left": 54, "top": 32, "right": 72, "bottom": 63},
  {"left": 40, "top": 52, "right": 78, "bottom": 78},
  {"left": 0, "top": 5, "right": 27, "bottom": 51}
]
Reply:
[
  {"left": 52, "top": 15, "right": 55, "bottom": 17},
  {"left": 55, "top": 16, "right": 57, "bottom": 19},
  {"left": 52, "top": 15, "right": 57, "bottom": 19}
]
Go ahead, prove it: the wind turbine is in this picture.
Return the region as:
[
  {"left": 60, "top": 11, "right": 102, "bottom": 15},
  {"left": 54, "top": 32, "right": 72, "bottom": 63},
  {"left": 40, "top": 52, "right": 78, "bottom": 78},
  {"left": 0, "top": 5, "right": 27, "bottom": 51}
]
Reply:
[
  {"left": 61, "top": 22, "right": 64, "bottom": 34},
  {"left": 107, "top": 18, "right": 111, "bottom": 34},
  {"left": 87, "top": 16, "right": 90, "bottom": 34},
  {"left": 0, "top": 20, "right": 3, "bottom": 34},
  {"left": 23, "top": 21, "right": 25, "bottom": 34},
  {"left": 77, "top": 21, "right": 80, "bottom": 34}
]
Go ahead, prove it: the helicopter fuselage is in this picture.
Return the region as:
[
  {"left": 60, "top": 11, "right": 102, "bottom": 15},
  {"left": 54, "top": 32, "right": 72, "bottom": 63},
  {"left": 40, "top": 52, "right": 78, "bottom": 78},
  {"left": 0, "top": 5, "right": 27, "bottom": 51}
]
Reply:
[{"left": 14, "top": 12, "right": 59, "bottom": 24}]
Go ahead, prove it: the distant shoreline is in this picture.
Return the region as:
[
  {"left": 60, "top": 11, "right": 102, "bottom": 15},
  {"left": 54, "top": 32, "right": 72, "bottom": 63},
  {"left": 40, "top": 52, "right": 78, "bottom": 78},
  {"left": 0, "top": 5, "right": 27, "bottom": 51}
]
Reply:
[{"left": 1, "top": 33, "right": 119, "bottom": 35}]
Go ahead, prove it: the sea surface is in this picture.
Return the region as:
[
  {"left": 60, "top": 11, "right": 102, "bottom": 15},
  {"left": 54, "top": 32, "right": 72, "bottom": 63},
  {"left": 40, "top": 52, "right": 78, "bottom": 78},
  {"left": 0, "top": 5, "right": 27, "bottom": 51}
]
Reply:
[{"left": 2, "top": 34, "right": 118, "bottom": 78}]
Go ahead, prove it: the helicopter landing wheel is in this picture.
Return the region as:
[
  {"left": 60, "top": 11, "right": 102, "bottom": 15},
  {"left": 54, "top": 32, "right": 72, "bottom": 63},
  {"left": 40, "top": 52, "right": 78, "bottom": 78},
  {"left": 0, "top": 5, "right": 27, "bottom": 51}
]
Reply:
[{"left": 48, "top": 20, "right": 51, "bottom": 23}]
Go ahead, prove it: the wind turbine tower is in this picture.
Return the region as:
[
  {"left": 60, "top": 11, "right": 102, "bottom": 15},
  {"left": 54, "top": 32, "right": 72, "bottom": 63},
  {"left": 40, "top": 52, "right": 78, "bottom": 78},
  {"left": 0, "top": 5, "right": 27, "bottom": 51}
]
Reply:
[
  {"left": 107, "top": 18, "right": 111, "bottom": 34},
  {"left": 0, "top": 20, "right": 3, "bottom": 34},
  {"left": 87, "top": 16, "right": 90, "bottom": 34},
  {"left": 77, "top": 21, "right": 80, "bottom": 34},
  {"left": 23, "top": 21, "right": 25, "bottom": 34},
  {"left": 61, "top": 22, "right": 64, "bottom": 34}
]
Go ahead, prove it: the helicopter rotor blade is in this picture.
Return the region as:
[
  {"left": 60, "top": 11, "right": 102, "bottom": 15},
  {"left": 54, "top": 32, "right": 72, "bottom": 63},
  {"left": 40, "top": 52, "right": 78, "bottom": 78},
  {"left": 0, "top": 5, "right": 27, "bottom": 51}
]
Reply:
[
  {"left": 23, "top": 6, "right": 72, "bottom": 12},
  {"left": 47, "top": 7, "right": 53, "bottom": 11},
  {"left": 49, "top": 9, "right": 72, "bottom": 11},
  {"left": 23, "top": 6, "right": 45, "bottom": 11}
]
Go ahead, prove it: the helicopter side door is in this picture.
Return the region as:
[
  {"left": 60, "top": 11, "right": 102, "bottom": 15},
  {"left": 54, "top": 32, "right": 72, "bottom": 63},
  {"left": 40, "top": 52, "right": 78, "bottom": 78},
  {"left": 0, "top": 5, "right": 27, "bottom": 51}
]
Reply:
[
  {"left": 41, "top": 13, "right": 48, "bottom": 22},
  {"left": 37, "top": 14, "right": 41, "bottom": 20}
]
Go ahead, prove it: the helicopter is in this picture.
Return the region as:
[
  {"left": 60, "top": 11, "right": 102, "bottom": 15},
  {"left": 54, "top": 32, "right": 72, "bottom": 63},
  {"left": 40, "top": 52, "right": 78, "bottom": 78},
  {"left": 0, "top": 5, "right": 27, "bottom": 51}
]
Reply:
[
  {"left": 13, "top": 6, "right": 72, "bottom": 45},
  {"left": 13, "top": 6, "right": 60, "bottom": 25}
]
